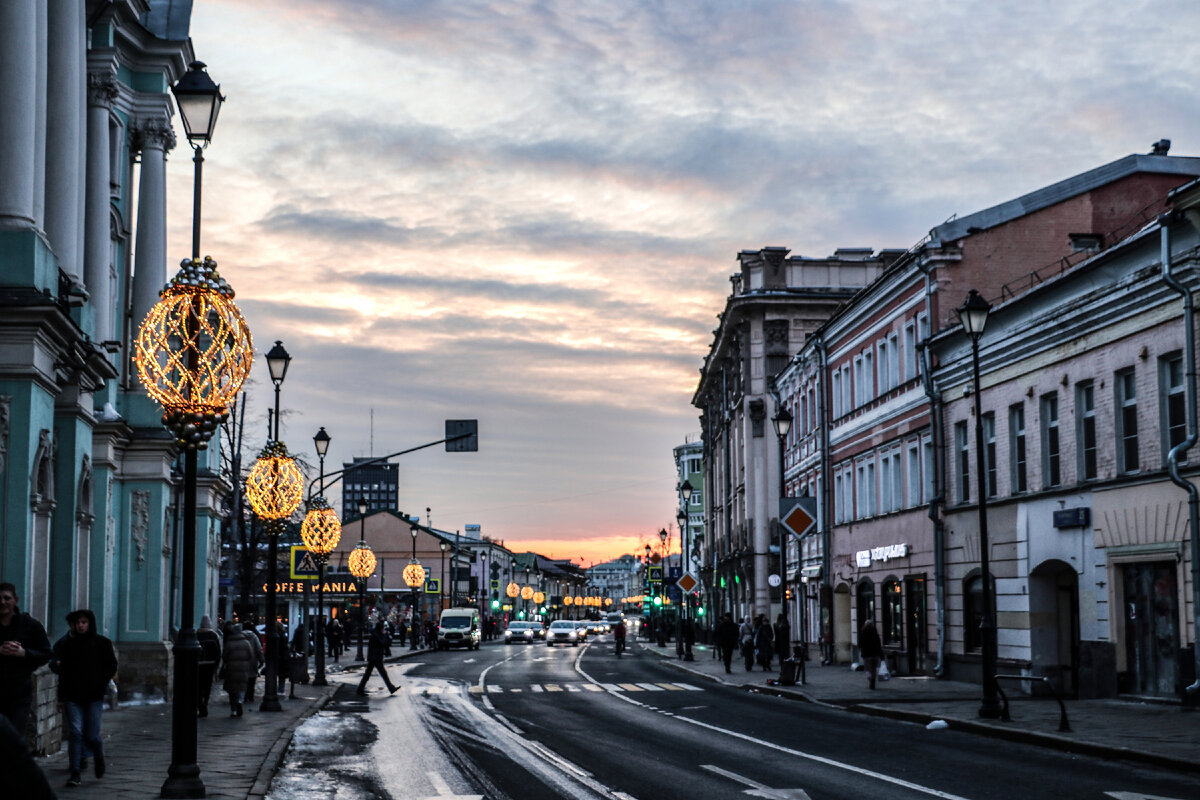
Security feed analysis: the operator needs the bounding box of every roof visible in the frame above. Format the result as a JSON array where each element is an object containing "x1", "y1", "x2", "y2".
[
  {"x1": 141, "y1": 0, "x2": 192, "y2": 40},
  {"x1": 931, "y1": 153, "x2": 1200, "y2": 243}
]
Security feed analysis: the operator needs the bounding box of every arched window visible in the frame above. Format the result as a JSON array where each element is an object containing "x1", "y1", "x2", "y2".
[
  {"x1": 963, "y1": 573, "x2": 995, "y2": 652},
  {"x1": 882, "y1": 579, "x2": 903, "y2": 646},
  {"x1": 856, "y1": 579, "x2": 875, "y2": 629}
]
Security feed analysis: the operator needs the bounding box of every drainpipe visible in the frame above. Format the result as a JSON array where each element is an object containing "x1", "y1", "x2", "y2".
[
  {"x1": 1159, "y1": 213, "x2": 1200, "y2": 695},
  {"x1": 814, "y1": 336, "x2": 833, "y2": 664},
  {"x1": 918, "y1": 265, "x2": 948, "y2": 677}
]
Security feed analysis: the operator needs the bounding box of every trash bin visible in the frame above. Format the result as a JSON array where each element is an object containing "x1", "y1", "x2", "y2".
[{"x1": 779, "y1": 657, "x2": 798, "y2": 686}]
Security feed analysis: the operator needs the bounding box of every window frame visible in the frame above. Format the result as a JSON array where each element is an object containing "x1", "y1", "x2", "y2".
[
  {"x1": 1116, "y1": 368, "x2": 1139, "y2": 474},
  {"x1": 1040, "y1": 393, "x2": 1061, "y2": 488},
  {"x1": 1076, "y1": 380, "x2": 1097, "y2": 481},
  {"x1": 1009, "y1": 404, "x2": 1027, "y2": 494}
]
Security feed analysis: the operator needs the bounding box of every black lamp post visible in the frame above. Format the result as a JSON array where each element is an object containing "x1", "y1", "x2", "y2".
[
  {"x1": 772, "y1": 404, "x2": 792, "y2": 610},
  {"x1": 644, "y1": 543, "x2": 652, "y2": 632},
  {"x1": 312, "y1": 427, "x2": 331, "y2": 686},
  {"x1": 354, "y1": 499, "x2": 369, "y2": 661},
  {"x1": 679, "y1": 479, "x2": 694, "y2": 657},
  {"x1": 259, "y1": 341, "x2": 291, "y2": 714},
  {"x1": 440, "y1": 541, "x2": 448, "y2": 613},
  {"x1": 480, "y1": 551, "x2": 488, "y2": 623},
  {"x1": 958, "y1": 289, "x2": 1001, "y2": 720},
  {"x1": 524, "y1": 567, "x2": 531, "y2": 619},
  {"x1": 410, "y1": 520, "x2": 420, "y2": 650},
  {"x1": 157, "y1": 60, "x2": 226, "y2": 800}
]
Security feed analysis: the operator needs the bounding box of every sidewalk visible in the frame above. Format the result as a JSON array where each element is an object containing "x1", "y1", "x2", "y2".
[{"x1": 637, "y1": 638, "x2": 1200, "y2": 774}]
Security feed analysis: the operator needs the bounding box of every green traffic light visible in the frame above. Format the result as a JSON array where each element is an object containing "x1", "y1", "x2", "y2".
[
  {"x1": 697, "y1": 607, "x2": 706, "y2": 616},
  {"x1": 653, "y1": 596, "x2": 662, "y2": 607},
  {"x1": 491, "y1": 599, "x2": 500, "y2": 609}
]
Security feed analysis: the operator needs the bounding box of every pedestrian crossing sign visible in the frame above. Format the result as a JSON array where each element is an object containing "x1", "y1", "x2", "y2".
[
  {"x1": 290, "y1": 546, "x2": 319, "y2": 580},
  {"x1": 425, "y1": 577, "x2": 440, "y2": 594}
]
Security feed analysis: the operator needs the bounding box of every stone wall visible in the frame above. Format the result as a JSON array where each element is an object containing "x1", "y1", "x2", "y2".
[
  {"x1": 116, "y1": 641, "x2": 172, "y2": 700},
  {"x1": 28, "y1": 666, "x2": 60, "y2": 756}
]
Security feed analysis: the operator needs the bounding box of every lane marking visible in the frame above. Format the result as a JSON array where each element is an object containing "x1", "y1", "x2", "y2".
[
  {"x1": 702, "y1": 764, "x2": 812, "y2": 800},
  {"x1": 635, "y1": 683, "x2": 665, "y2": 691},
  {"x1": 530, "y1": 685, "x2": 544, "y2": 693}
]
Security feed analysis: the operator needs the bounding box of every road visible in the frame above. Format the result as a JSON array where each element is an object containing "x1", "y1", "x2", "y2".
[{"x1": 268, "y1": 633, "x2": 1200, "y2": 800}]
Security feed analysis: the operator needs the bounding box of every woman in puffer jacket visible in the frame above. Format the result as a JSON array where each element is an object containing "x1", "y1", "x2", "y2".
[{"x1": 221, "y1": 621, "x2": 255, "y2": 717}]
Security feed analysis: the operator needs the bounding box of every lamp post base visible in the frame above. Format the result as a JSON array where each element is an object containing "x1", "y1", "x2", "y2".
[{"x1": 161, "y1": 764, "x2": 205, "y2": 799}]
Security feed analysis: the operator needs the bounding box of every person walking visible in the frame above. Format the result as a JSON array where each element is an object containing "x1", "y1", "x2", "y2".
[
  {"x1": 773, "y1": 614, "x2": 791, "y2": 665},
  {"x1": 715, "y1": 613, "x2": 739, "y2": 674},
  {"x1": 859, "y1": 620, "x2": 884, "y2": 690},
  {"x1": 222, "y1": 621, "x2": 256, "y2": 716},
  {"x1": 754, "y1": 614, "x2": 774, "y2": 672},
  {"x1": 196, "y1": 616, "x2": 222, "y2": 718},
  {"x1": 288, "y1": 619, "x2": 310, "y2": 696},
  {"x1": 356, "y1": 620, "x2": 399, "y2": 696},
  {"x1": 327, "y1": 616, "x2": 344, "y2": 661},
  {"x1": 50, "y1": 609, "x2": 117, "y2": 787},
  {"x1": 241, "y1": 621, "x2": 263, "y2": 705},
  {"x1": 738, "y1": 616, "x2": 755, "y2": 671},
  {"x1": 0, "y1": 582, "x2": 52, "y2": 737},
  {"x1": 274, "y1": 621, "x2": 290, "y2": 695}
]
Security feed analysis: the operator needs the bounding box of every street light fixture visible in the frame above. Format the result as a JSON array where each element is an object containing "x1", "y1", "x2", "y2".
[
  {"x1": 348, "y1": 537, "x2": 375, "y2": 663},
  {"x1": 409, "y1": 519, "x2": 421, "y2": 650},
  {"x1": 772, "y1": 404, "x2": 792, "y2": 621},
  {"x1": 657, "y1": 528, "x2": 668, "y2": 647},
  {"x1": 440, "y1": 541, "x2": 448, "y2": 612},
  {"x1": 300, "y1": 495, "x2": 339, "y2": 687},
  {"x1": 353, "y1": 500, "x2": 369, "y2": 660},
  {"x1": 957, "y1": 289, "x2": 1001, "y2": 720}
]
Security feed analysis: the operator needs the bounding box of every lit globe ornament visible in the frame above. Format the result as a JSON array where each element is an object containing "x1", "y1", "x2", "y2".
[
  {"x1": 520, "y1": 586, "x2": 534, "y2": 600},
  {"x1": 403, "y1": 561, "x2": 426, "y2": 588},
  {"x1": 300, "y1": 497, "x2": 341, "y2": 558},
  {"x1": 133, "y1": 256, "x2": 253, "y2": 449},
  {"x1": 348, "y1": 541, "x2": 376, "y2": 580},
  {"x1": 506, "y1": 582, "x2": 520, "y2": 599},
  {"x1": 574, "y1": 596, "x2": 584, "y2": 606},
  {"x1": 534, "y1": 592, "x2": 545, "y2": 605},
  {"x1": 563, "y1": 595, "x2": 573, "y2": 606},
  {"x1": 245, "y1": 441, "x2": 304, "y2": 534}
]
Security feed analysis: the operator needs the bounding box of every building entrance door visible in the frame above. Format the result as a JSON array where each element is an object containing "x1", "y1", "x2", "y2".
[
  {"x1": 1122, "y1": 561, "x2": 1179, "y2": 697},
  {"x1": 905, "y1": 576, "x2": 926, "y2": 674}
]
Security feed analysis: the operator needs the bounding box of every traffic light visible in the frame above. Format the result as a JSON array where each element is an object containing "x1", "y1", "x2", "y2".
[
  {"x1": 652, "y1": 596, "x2": 663, "y2": 607},
  {"x1": 491, "y1": 599, "x2": 500, "y2": 610},
  {"x1": 696, "y1": 606, "x2": 706, "y2": 617}
]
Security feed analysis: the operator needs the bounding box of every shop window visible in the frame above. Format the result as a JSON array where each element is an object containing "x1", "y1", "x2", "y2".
[
  {"x1": 856, "y1": 579, "x2": 875, "y2": 630},
  {"x1": 882, "y1": 579, "x2": 903, "y2": 646},
  {"x1": 963, "y1": 573, "x2": 994, "y2": 652}
]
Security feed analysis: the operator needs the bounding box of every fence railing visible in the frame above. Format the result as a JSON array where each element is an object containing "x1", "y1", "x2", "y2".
[{"x1": 993, "y1": 674, "x2": 1071, "y2": 732}]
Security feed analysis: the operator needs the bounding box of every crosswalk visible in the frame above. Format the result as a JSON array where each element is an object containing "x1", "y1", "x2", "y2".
[{"x1": 466, "y1": 681, "x2": 704, "y2": 695}]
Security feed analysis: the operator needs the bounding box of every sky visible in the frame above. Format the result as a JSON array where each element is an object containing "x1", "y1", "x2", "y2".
[{"x1": 171, "y1": 0, "x2": 1200, "y2": 566}]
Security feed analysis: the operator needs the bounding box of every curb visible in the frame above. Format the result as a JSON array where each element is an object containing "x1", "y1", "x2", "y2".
[
  {"x1": 637, "y1": 642, "x2": 1200, "y2": 777},
  {"x1": 248, "y1": 684, "x2": 338, "y2": 800}
]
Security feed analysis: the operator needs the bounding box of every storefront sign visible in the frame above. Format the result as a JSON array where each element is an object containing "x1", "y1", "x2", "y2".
[
  {"x1": 262, "y1": 580, "x2": 356, "y2": 595},
  {"x1": 1053, "y1": 507, "x2": 1090, "y2": 528},
  {"x1": 854, "y1": 543, "x2": 909, "y2": 568}
]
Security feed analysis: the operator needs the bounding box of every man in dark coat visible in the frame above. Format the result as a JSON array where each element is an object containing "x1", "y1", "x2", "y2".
[
  {"x1": 859, "y1": 620, "x2": 884, "y2": 690},
  {"x1": 356, "y1": 620, "x2": 399, "y2": 696},
  {"x1": 50, "y1": 609, "x2": 117, "y2": 786},
  {"x1": 0, "y1": 582, "x2": 52, "y2": 738},
  {"x1": 196, "y1": 616, "x2": 222, "y2": 718},
  {"x1": 714, "y1": 613, "x2": 740, "y2": 674}
]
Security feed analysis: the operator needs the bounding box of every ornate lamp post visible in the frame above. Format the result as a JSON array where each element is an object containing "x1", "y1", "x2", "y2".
[
  {"x1": 479, "y1": 551, "x2": 488, "y2": 622},
  {"x1": 676, "y1": 508, "x2": 689, "y2": 660},
  {"x1": 409, "y1": 519, "x2": 421, "y2": 650},
  {"x1": 958, "y1": 289, "x2": 1001, "y2": 720},
  {"x1": 301, "y1": 494, "x2": 339, "y2": 687},
  {"x1": 137, "y1": 61, "x2": 244, "y2": 799},
  {"x1": 348, "y1": 539, "x2": 376, "y2": 663},
  {"x1": 403, "y1": 556, "x2": 427, "y2": 647},
  {"x1": 353, "y1": 499, "x2": 369, "y2": 660},
  {"x1": 657, "y1": 529, "x2": 669, "y2": 647}
]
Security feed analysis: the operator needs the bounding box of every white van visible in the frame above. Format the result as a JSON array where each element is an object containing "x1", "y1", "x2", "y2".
[{"x1": 437, "y1": 607, "x2": 481, "y2": 650}]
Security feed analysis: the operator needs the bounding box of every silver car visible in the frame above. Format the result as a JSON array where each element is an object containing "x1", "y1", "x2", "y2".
[
  {"x1": 546, "y1": 619, "x2": 580, "y2": 647},
  {"x1": 504, "y1": 621, "x2": 539, "y2": 645}
]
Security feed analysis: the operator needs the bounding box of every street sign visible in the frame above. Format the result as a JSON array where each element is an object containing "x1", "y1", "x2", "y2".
[
  {"x1": 290, "y1": 546, "x2": 319, "y2": 580},
  {"x1": 780, "y1": 497, "x2": 817, "y2": 538},
  {"x1": 425, "y1": 577, "x2": 441, "y2": 594},
  {"x1": 445, "y1": 419, "x2": 478, "y2": 452},
  {"x1": 648, "y1": 566, "x2": 662, "y2": 583},
  {"x1": 676, "y1": 572, "x2": 698, "y2": 593}
]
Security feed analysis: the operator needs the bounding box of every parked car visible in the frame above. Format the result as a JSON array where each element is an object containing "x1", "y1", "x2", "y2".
[
  {"x1": 546, "y1": 619, "x2": 580, "y2": 647},
  {"x1": 504, "y1": 621, "x2": 540, "y2": 644}
]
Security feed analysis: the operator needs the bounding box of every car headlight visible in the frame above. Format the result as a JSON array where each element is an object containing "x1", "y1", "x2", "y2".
[
  {"x1": 568, "y1": 631, "x2": 577, "y2": 639},
  {"x1": 504, "y1": 631, "x2": 512, "y2": 639}
]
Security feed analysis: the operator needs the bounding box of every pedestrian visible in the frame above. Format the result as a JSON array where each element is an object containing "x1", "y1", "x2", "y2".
[
  {"x1": 241, "y1": 621, "x2": 263, "y2": 705},
  {"x1": 289, "y1": 619, "x2": 309, "y2": 693},
  {"x1": 424, "y1": 618, "x2": 436, "y2": 650},
  {"x1": 738, "y1": 616, "x2": 755, "y2": 671},
  {"x1": 356, "y1": 620, "x2": 399, "y2": 696},
  {"x1": 222, "y1": 621, "x2": 256, "y2": 717},
  {"x1": 0, "y1": 714, "x2": 56, "y2": 800},
  {"x1": 773, "y1": 614, "x2": 791, "y2": 664},
  {"x1": 859, "y1": 620, "x2": 884, "y2": 690},
  {"x1": 0, "y1": 581, "x2": 52, "y2": 737},
  {"x1": 196, "y1": 615, "x2": 222, "y2": 718},
  {"x1": 49, "y1": 609, "x2": 117, "y2": 787},
  {"x1": 397, "y1": 612, "x2": 408, "y2": 647},
  {"x1": 715, "y1": 613, "x2": 739, "y2": 674},
  {"x1": 327, "y1": 616, "x2": 344, "y2": 661},
  {"x1": 754, "y1": 614, "x2": 774, "y2": 672},
  {"x1": 274, "y1": 621, "x2": 290, "y2": 695}
]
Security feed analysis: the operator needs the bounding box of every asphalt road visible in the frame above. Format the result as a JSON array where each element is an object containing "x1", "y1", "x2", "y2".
[{"x1": 270, "y1": 635, "x2": 1200, "y2": 800}]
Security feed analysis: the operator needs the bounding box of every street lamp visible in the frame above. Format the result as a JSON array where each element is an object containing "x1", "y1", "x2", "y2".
[
  {"x1": 657, "y1": 528, "x2": 668, "y2": 647},
  {"x1": 676, "y1": 507, "x2": 689, "y2": 660},
  {"x1": 772, "y1": 404, "x2": 792, "y2": 619},
  {"x1": 300, "y1": 495, "x2": 339, "y2": 687},
  {"x1": 409, "y1": 519, "x2": 420, "y2": 650},
  {"x1": 958, "y1": 289, "x2": 1001, "y2": 720},
  {"x1": 353, "y1": 499, "x2": 369, "y2": 660},
  {"x1": 348, "y1": 538, "x2": 375, "y2": 664}
]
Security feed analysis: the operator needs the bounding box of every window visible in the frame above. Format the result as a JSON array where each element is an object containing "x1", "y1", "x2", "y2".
[
  {"x1": 888, "y1": 331, "x2": 899, "y2": 389},
  {"x1": 1009, "y1": 404, "x2": 1026, "y2": 493},
  {"x1": 1041, "y1": 394, "x2": 1060, "y2": 487},
  {"x1": 879, "y1": 448, "x2": 901, "y2": 513},
  {"x1": 841, "y1": 365, "x2": 852, "y2": 415},
  {"x1": 882, "y1": 579, "x2": 903, "y2": 646},
  {"x1": 857, "y1": 579, "x2": 876, "y2": 629},
  {"x1": 1116, "y1": 369, "x2": 1138, "y2": 473},
  {"x1": 853, "y1": 356, "x2": 863, "y2": 407},
  {"x1": 922, "y1": 436, "x2": 935, "y2": 503},
  {"x1": 1076, "y1": 381, "x2": 1097, "y2": 481},
  {"x1": 831, "y1": 370, "x2": 842, "y2": 418},
  {"x1": 962, "y1": 574, "x2": 992, "y2": 652},
  {"x1": 834, "y1": 466, "x2": 852, "y2": 524},
  {"x1": 982, "y1": 412, "x2": 997, "y2": 497},
  {"x1": 807, "y1": 388, "x2": 816, "y2": 433},
  {"x1": 906, "y1": 441, "x2": 922, "y2": 508},
  {"x1": 863, "y1": 349, "x2": 874, "y2": 401},
  {"x1": 855, "y1": 458, "x2": 876, "y2": 518},
  {"x1": 1162, "y1": 354, "x2": 1186, "y2": 463},
  {"x1": 877, "y1": 338, "x2": 890, "y2": 392},
  {"x1": 903, "y1": 321, "x2": 918, "y2": 382},
  {"x1": 955, "y1": 421, "x2": 970, "y2": 502}
]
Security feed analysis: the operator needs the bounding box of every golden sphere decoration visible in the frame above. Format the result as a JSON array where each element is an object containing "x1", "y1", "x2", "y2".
[
  {"x1": 534, "y1": 591, "x2": 545, "y2": 604},
  {"x1": 573, "y1": 595, "x2": 584, "y2": 606},
  {"x1": 133, "y1": 256, "x2": 253, "y2": 450},
  {"x1": 300, "y1": 497, "x2": 341, "y2": 557},
  {"x1": 506, "y1": 582, "x2": 520, "y2": 598},
  {"x1": 402, "y1": 560, "x2": 426, "y2": 588},
  {"x1": 563, "y1": 595, "x2": 573, "y2": 606},
  {"x1": 604, "y1": 598, "x2": 613, "y2": 607},
  {"x1": 245, "y1": 441, "x2": 304, "y2": 528},
  {"x1": 520, "y1": 586, "x2": 533, "y2": 600},
  {"x1": 348, "y1": 541, "x2": 376, "y2": 579}
]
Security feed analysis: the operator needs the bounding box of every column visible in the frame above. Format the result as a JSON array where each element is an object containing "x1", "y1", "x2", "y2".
[
  {"x1": 131, "y1": 118, "x2": 175, "y2": 327},
  {"x1": 45, "y1": 0, "x2": 86, "y2": 280},
  {"x1": 0, "y1": 1, "x2": 38, "y2": 226},
  {"x1": 84, "y1": 71, "x2": 117, "y2": 343}
]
